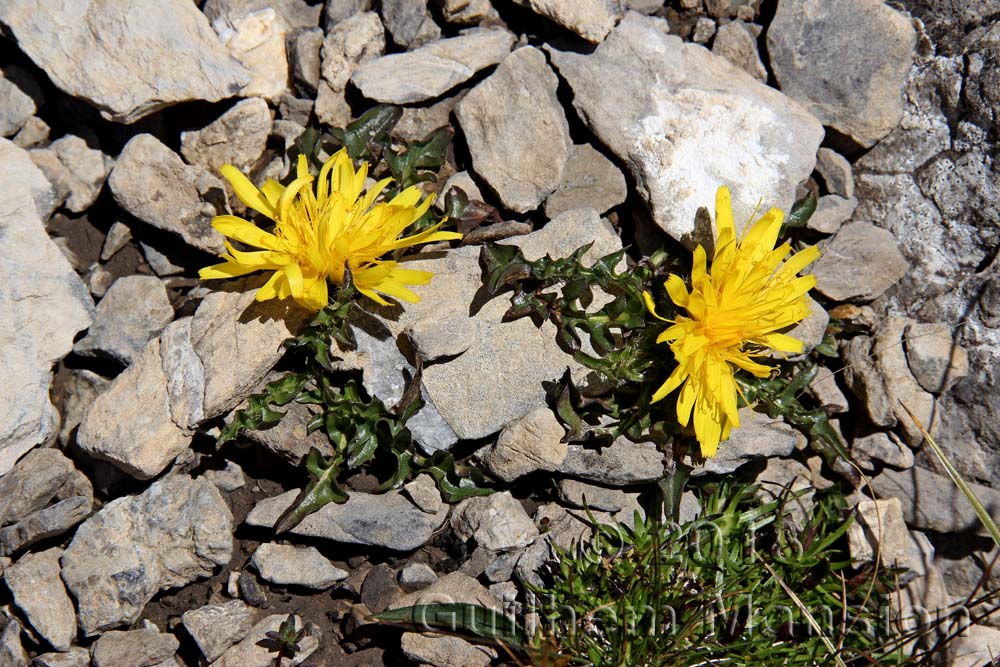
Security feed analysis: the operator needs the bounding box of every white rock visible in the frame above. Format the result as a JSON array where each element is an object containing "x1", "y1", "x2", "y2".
[
  {"x1": 0, "y1": 139, "x2": 92, "y2": 476},
  {"x1": 245, "y1": 486, "x2": 447, "y2": 551},
  {"x1": 74, "y1": 275, "x2": 174, "y2": 366},
  {"x1": 214, "y1": 8, "x2": 291, "y2": 101},
  {"x1": 481, "y1": 408, "x2": 567, "y2": 482},
  {"x1": 77, "y1": 280, "x2": 308, "y2": 479},
  {"x1": 50, "y1": 134, "x2": 114, "y2": 213},
  {"x1": 4, "y1": 548, "x2": 76, "y2": 651},
  {"x1": 457, "y1": 46, "x2": 570, "y2": 212},
  {"x1": 548, "y1": 13, "x2": 823, "y2": 248},
  {"x1": 181, "y1": 600, "x2": 257, "y2": 663},
  {"x1": 210, "y1": 615, "x2": 317, "y2": 667},
  {"x1": 511, "y1": 0, "x2": 624, "y2": 42},
  {"x1": 181, "y1": 98, "x2": 272, "y2": 172},
  {"x1": 0, "y1": 0, "x2": 250, "y2": 123},
  {"x1": 316, "y1": 12, "x2": 386, "y2": 127},
  {"x1": 61, "y1": 475, "x2": 233, "y2": 635},
  {"x1": 250, "y1": 543, "x2": 348, "y2": 589},
  {"x1": 352, "y1": 28, "x2": 515, "y2": 104},
  {"x1": 451, "y1": 491, "x2": 539, "y2": 552},
  {"x1": 109, "y1": 134, "x2": 227, "y2": 254}
]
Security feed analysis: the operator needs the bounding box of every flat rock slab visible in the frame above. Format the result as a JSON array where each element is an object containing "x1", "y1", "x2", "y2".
[
  {"x1": 767, "y1": 0, "x2": 916, "y2": 147},
  {"x1": 872, "y1": 466, "x2": 1000, "y2": 535},
  {"x1": 548, "y1": 13, "x2": 823, "y2": 248},
  {"x1": 457, "y1": 46, "x2": 570, "y2": 213},
  {"x1": 812, "y1": 221, "x2": 909, "y2": 302},
  {"x1": 182, "y1": 601, "x2": 257, "y2": 663},
  {"x1": 0, "y1": 0, "x2": 249, "y2": 123},
  {"x1": 74, "y1": 275, "x2": 174, "y2": 365},
  {"x1": 61, "y1": 475, "x2": 233, "y2": 635},
  {"x1": 77, "y1": 280, "x2": 308, "y2": 479},
  {"x1": 511, "y1": 0, "x2": 624, "y2": 42},
  {"x1": 352, "y1": 28, "x2": 515, "y2": 104},
  {"x1": 0, "y1": 139, "x2": 92, "y2": 476},
  {"x1": 210, "y1": 614, "x2": 317, "y2": 667},
  {"x1": 5, "y1": 548, "x2": 76, "y2": 651},
  {"x1": 245, "y1": 481, "x2": 446, "y2": 552},
  {"x1": 250, "y1": 543, "x2": 348, "y2": 589},
  {"x1": 109, "y1": 134, "x2": 227, "y2": 254},
  {"x1": 91, "y1": 628, "x2": 179, "y2": 667}
]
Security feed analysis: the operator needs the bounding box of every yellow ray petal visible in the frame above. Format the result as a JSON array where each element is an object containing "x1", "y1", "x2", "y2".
[{"x1": 221, "y1": 165, "x2": 276, "y2": 219}]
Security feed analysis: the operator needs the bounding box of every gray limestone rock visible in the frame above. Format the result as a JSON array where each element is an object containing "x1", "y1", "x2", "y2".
[
  {"x1": 316, "y1": 12, "x2": 386, "y2": 127},
  {"x1": 288, "y1": 27, "x2": 324, "y2": 95},
  {"x1": 181, "y1": 600, "x2": 257, "y2": 663},
  {"x1": 0, "y1": 141, "x2": 92, "y2": 476},
  {"x1": 202, "y1": 0, "x2": 322, "y2": 31},
  {"x1": 49, "y1": 135, "x2": 114, "y2": 213},
  {"x1": 100, "y1": 222, "x2": 132, "y2": 261},
  {"x1": 871, "y1": 466, "x2": 1000, "y2": 535},
  {"x1": 91, "y1": 628, "x2": 179, "y2": 667},
  {"x1": 401, "y1": 633, "x2": 495, "y2": 667},
  {"x1": 250, "y1": 543, "x2": 348, "y2": 589},
  {"x1": 210, "y1": 614, "x2": 317, "y2": 667},
  {"x1": 0, "y1": 448, "x2": 77, "y2": 528},
  {"x1": 398, "y1": 563, "x2": 437, "y2": 592},
  {"x1": 559, "y1": 479, "x2": 641, "y2": 513},
  {"x1": 109, "y1": 134, "x2": 227, "y2": 254},
  {"x1": 12, "y1": 116, "x2": 49, "y2": 149},
  {"x1": 692, "y1": 17, "x2": 717, "y2": 44},
  {"x1": 510, "y1": 0, "x2": 624, "y2": 42},
  {"x1": 0, "y1": 0, "x2": 249, "y2": 123},
  {"x1": 549, "y1": 13, "x2": 822, "y2": 248},
  {"x1": 245, "y1": 485, "x2": 446, "y2": 551},
  {"x1": 806, "y1": 194, "x2": 857, "y2": 235},
  {"x1": 903, "y1": 322, "x2": 968, "y2": 394},
  {"x1": 0, "y1": 496, "x2": 92, "y2": 556},
  {"x1": 381, "y1": 0, "x2": 441, "y2": 48},
  {"x1": 766, "y1": 0, "x2": 915, "y2": 147},
  {"x1": 0, "y1": 619, "x2": 27, "y2": 667},
  {"x1": 0, "y1": 73, "x2": 36, "y2": 138},
  {"x1": 812, "y1": 221, "x2": 909, "y2": 302},
  {"x1": 61, "y1": 476, "x2": 233, "y2": 635},
  {"x1": 4, "y1": 548, "x2": 75, "y2": 651},
  {"x1": 390, "y1": 572, "x2": 500, "y2": 667},
  {"x1": 693, "y1": 409, "x2": 803, "y2": 475},
  {"x1": 545, "y1": 143, "x2": 628, "y2": 218},
  {"x1": 180, "y1": 98, "x2": 272, "y2": 172},
  {"x1": 451, "y1": 492, "x2": 539, "y2": 552},
  {"x1": 352, "y1": 28, "x2": 515, "y2": 105},
  {"x1": 201, "y1": 461, "x2": 247, "y2": 492},
  {"x1": 32, "y1": 647, "x2": 90, "y2": 667},
  {"x1": 77, "y1": 280, "x2": 308, "y2": 479},
  {"x1": 439, "y1": 0, "x2": 500, "y2": 24},
  {"x1": 872, "y1": 317, "x2": 938, "y2": 446},
  {"x1": 480, "y1": 408, "x2": 567, "y2": 482},
  {"x1": 408, "y1": 211, "x2": 618, "y2": 439},
  {"x1": 559, "y1": 440, "x2": 665, "y2": 485},
  {"x1": 213, "y1": 7, "x2": 292, "y2": 101},
  {"x1": 815, "y1": 147, "x2": 854, "y2": 198},
  {"x1": 852, "y1": 432, "x2": 914, "y2": 471},
  {"x1": 74, "y1": 276, "x2": 174, "y2": 366},
  {"x1": 456, "y1": 46, "x2": 569, "y2": 212},
  {"x1": 59, "y1": 369, "x2": 111, "y2": 447},
  {"x1": 394, "y1": 90, "x2": 465, "y2": 142},
  {"x1": 712, "y1": 20, "x2": 766, "y2": 81},
  {"x1": 808, "y1": 365, "x2": 849, "y2": 414}
]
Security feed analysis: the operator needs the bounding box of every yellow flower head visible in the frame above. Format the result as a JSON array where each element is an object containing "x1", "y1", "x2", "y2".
[
  {"x1": 644, "y1": 186, "x2": 820, "y2": 458},
  {"x1": 200, "y1": 149, "x2": 461, "y2": 310}
]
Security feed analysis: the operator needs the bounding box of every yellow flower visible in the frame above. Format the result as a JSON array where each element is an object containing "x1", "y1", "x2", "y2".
[
  {"x1": 644, "y1": 186, "x2": 820, "y2": 458},
  {"x1": 200, "y1": 149, "x2": 461, "y2": 310}
]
